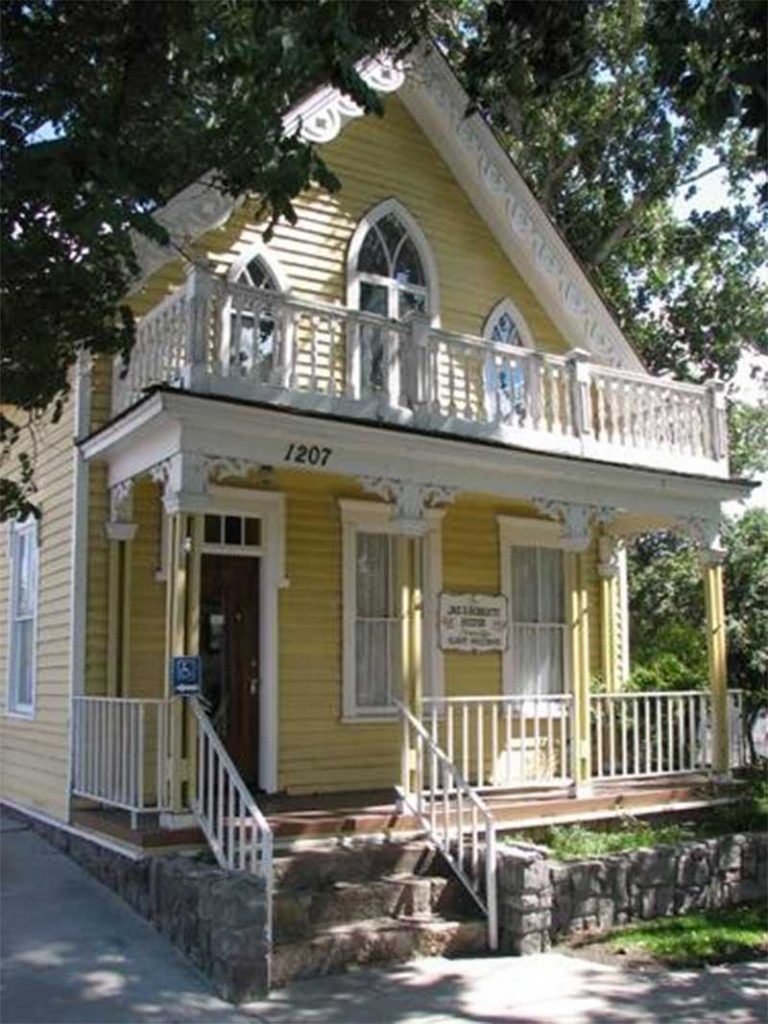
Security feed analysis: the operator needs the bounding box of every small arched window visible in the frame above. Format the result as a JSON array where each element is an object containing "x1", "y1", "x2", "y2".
[
  {"x1": 483, "y1": 299, "x2": 535, "y2": 426},
  {"x1": 228, "y1": 254, "x2": 281, "y2": 380},
  {"x1": 234, "y1": 255, "x2": 278, "y2": 292}
]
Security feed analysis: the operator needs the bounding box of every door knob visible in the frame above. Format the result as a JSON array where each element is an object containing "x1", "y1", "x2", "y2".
[{"x1": 249, "y1": 677, "x2": 259, "y2": 696}]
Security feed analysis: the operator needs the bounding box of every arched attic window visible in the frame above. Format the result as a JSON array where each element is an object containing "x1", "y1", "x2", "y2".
[
  {"x1": 482, "y1": 298, "x2": 535, "y2": 425},
  {"x1": 226, "y1": 249, "x2": 287, "y2": 382},
  {"x1": 347, "y1": 200, "x2": 438, "y2": 397}
]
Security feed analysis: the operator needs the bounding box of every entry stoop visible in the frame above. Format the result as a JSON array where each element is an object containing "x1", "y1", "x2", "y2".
[{"x1": 271, "y1": 840, "x2": 487, "y2": 987}]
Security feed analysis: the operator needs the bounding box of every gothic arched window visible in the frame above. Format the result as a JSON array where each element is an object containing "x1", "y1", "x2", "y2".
[{"x1": 229, "y1": 254, "x2": 281, "y2": 379}]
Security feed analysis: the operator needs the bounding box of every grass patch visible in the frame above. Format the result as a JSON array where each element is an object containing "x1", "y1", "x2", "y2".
[
  {"x1": 607, "y1": 905, "x2": 768, "y2": 966},
  {"x1": 506, "y1": 817, "x2": 695, "y2": 860}
]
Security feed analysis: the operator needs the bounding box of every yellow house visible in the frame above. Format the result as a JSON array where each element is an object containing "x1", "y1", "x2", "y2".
[{"x1": 0, "y1": 44, "x2": 751, "y2": 953}]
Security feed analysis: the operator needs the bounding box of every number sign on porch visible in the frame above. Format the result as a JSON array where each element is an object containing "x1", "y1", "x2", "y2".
[{"x1": 439, "y1": 593, "x2": 508, "y2": 652}]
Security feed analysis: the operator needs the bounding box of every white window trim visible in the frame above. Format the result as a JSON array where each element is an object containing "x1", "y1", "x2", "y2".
[
  {"x1": 497, "y1": 514, "x2": 570, "y2": 703},
  {"x1": 346, "y1": 197, "x2": 441, "y2": 328},
  {"x1": 341, "y1": 499, "x2": 444, "y2": 722},
  {"x1": 483, "y1": 296, "x2": 535, "y2": 350},
  {"x1": 6, "y1": 517, "x2": 40, "y2": 719}
]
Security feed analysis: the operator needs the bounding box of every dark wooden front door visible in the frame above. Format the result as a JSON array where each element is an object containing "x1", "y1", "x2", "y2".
[{"x1": 200, "y1": 554, "x2": 260, "y2": 787}]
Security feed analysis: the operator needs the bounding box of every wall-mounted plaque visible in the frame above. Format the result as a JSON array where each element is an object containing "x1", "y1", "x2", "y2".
[{"x1": 439, "y1": 593, "x2": 508, "y2": 652}]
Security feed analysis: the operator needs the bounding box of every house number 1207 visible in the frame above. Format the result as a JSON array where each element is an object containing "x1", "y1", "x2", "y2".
[{"x1": 284, "y1": 443, "x2": 332, "y2": 467}]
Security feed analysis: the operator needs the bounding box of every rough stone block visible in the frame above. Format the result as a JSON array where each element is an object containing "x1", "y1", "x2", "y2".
[
  {"x1": 677, "y1": 844, "x2": 712, "y2": 887},
  {"x1": 640, "y1": 886, "x2": 675, "y2": 919},
  {"x1": 633, "y1": 849, "x2": 677, "y2": 888},
  {"x1": 569, "y1": 861, "x2": 607, "y2": 899}
]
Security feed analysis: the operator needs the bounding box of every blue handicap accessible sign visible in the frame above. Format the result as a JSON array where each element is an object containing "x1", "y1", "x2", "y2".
[{"x1": 171, "y1": 655, "x2": 202, "y2": 695}]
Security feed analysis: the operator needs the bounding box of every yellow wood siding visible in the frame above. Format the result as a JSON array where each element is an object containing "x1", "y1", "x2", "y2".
[
  {"x1": 127, "y1": 480, "x2": 166, "y2": 699},
  {"x1": 132, "y1": 96, "x2": 570, "y2": 363},
  {"x1": 84, "y1": 464, "x2": 110, "y2": 696},
  {"x1": 0, "y1": 401, "x2": 75, "y2": 821}
]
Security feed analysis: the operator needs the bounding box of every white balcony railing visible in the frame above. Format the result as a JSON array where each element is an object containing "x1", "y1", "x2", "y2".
[{"x1": 114, "y1": 268, "x2": 729, "y2": 475}]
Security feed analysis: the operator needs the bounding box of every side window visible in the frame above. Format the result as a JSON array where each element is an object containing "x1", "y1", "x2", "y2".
[
  {"x1": 353, "y1": 531, "x2": 402, "y2": 713},
  {"x1": 508, "y1": 544, "x2": 566, "y2": 697},
  {"x1": 8, "y1": 518, "x2": 39, "y2": 716}
]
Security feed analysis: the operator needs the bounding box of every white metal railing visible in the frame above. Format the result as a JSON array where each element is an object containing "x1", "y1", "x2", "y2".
[
  {"x1": 71, "y1": 696, "x2": 171, "y2": 823},
  {"x1": 590, "y1": 689, "x2": 747, "y2": 779},
  {"x1": 423, "y1": 694, "x2": 574, "y2": 790},
  {"x1": 190, "y1": 699, "x2": 273, "y2": 915},
  {"x1": 397, "y1": 700, "x2": 498, "y2": 950},
  {"x1": 113, "y1": 269, "x2": 728, "y2": 474}
]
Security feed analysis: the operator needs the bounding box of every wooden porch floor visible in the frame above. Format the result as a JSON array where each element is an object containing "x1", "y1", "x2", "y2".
[{"x1": 71, "y1": 774, "x2": 744, "y2": 854}]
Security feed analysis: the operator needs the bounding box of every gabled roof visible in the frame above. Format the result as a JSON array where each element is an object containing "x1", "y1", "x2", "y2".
[{"x1": 132, "y1": 41, "x2": 644, "y2": 371}]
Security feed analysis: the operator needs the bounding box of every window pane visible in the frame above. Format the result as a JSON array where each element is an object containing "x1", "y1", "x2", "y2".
[
  {"x1": 511, "y1": 624, "x2": 538, "y2": 696},
  {"x1": 15, "y1": 531, "x2": 35, "y2": 617},
  {"x1": 398, "y1": 289, "x2": 426, "y2": 318},
  {"x1": 394, "y1": 237, "x2": 425, "y2": 286},
  {"x1": 538, "y1": 549, "x2": 564, "y2": 623},
  {"x1": 239, "y1": 256, "x2": 276, "y2": 291},
  {"x1": 355, "y1": 621, "x2": 390, "y2": 707},
  {"x1": 13, "y1": 619, "x2": 34, "y2": 708},
  {"x1": 377, "y1": 213, "x2": 405, "y2": 260},
  {"x1": 224, "y1": 516, "x2": 242, "y2": 545},
  {"x1": 356, "y1": 533, "x2": 391, "y2": 617},
  {"x1": 360, "y1": 323, "x2": 387, "y2": 392},
  {"x1": 490, "y1": 311, "x2": 520, "y2": 346},
  {"x1": 540, "y1": 629, "x2": 564, "y2": 694},
  {"x1": 359, "y1": 282, "x2": 388, "y2": 316},
  {"x1": 358, "y1": 228, "x2": 389, "y2": 276},
  {"x1": 205, "y1": 516, "x2": 221, "y2": 544},
  {"x1": 511, "y1": 545, "x2": 538, "y2": 622},
  {"x1": 244, "y1": 518, "x2": 261, "y2": 546}
]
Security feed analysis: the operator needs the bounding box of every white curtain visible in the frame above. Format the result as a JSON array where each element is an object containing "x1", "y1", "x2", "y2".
[
  {"x1": 355, "y1": 533, "x2": 401, "y2": 709},
  {"x1": 510, "y1": 545, "x2": 565, "y2": 696}
]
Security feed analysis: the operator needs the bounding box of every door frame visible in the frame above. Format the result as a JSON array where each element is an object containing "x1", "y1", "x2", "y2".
[{"x1": 199, "y1": 486, "x2": 285, "y2": 793}]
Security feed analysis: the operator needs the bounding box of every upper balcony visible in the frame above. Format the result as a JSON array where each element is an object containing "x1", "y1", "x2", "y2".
[{"x1": 114, "y1": 267, "x2": 730, "y2": 478}]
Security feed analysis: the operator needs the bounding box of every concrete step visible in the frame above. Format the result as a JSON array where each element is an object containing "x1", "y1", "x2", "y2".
[
  {"x1": 272, "y1": 840, "x2": 443, "y2": 890},
  {"x1": 273, "y1": 874, "x2": 474, "y2": 942},
  {"x1": 271, "y1": 915, "x2": 488, "y2": 988}
]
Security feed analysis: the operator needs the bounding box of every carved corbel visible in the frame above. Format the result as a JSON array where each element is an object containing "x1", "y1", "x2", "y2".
[
  {"x1": 678, "y1": 516, "x2": 726, "y2": 567},
  {"x1": 597, "y1": 533, "x2": 625, "y2": 579},
  {"x1": 532, "y1": 497, "x2": 618, "y2": 551},
  {"x1": 357, "y1": 475, "x2": 457, "y2": 534},
  {"x1": 150, "y1": 452, "x2": 209, "y2": 514},
  {"x1": 108, "y1": 477, "x2": 135, "y2": 526}
]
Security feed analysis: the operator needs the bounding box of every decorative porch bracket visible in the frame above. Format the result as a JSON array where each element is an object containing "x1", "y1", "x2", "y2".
[
  {"x1": 531, "y1": 497, "x2": 618, "y2": 551},
  {"x1": 357, "y1": 475, "x2": 458, "y2": 535}
]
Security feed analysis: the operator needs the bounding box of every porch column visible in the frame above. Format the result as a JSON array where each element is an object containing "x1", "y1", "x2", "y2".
[
  {"x1": 700, "y1": 546, "x2": 729, "y2": 777},
  {"x1": 163, "y1": 510, "x2": 204, "y2": 812},
  {"x1": 106, "y1": 482, "x2": 137, "y2": 697},
  {"x1": 597, "y1": 534, "x2": 624, "y2": 693},
  {"x1": 566, "y1": 552, "x2": 592, "y2": 794}
]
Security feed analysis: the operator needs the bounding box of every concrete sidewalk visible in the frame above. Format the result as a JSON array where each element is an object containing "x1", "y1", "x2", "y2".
[{"x1": 1, "y1": 814, "x2": 765, "y2": 1023}]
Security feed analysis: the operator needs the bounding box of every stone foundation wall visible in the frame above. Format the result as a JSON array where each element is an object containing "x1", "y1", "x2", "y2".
[
  {"x1": 4, "y1": 807, "x2": 269, "y2": 1002},
  {"x1": 498, "y1": 831, "x2": 768, "y2": 955}
]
